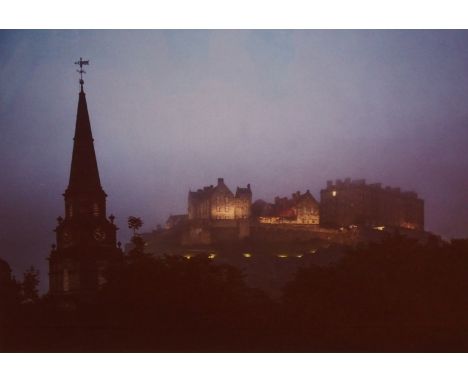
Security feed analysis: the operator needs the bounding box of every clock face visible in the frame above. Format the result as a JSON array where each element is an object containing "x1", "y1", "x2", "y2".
[{"x1": 93, "y1": 227, "x2": 106, "y2": 242}]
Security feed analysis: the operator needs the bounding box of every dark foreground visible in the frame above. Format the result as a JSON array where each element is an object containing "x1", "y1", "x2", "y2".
[{"x1": 2, "y1": 236, "x2": 468, "y2": 352}]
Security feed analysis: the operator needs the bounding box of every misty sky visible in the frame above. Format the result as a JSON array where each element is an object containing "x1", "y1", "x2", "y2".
[{"x1": 2, "y1": 30, "x2": 468, "y2": 286}]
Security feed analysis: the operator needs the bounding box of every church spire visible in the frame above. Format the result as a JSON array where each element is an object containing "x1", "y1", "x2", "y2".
[
  {"x1": 66, "y1": 59, "x2": 104, "y2": 195},
  {"x1": 49, "y1": 61, "x2": 121, "y2": 298}
]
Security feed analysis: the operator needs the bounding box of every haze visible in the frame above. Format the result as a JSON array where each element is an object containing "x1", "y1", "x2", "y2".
[{"x1": 1, "y1": 30, "x2": 468, "y2": 287}]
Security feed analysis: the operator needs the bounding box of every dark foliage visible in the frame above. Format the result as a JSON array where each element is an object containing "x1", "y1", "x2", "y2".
[
  {"x1": 93, "y1": 255, "x2": 274, "y2": 351},
  {"x1": 282, "y1": 235, "x2": 468, "y2": 351},
  {"x1": 21, "y1": 266, "x2": 40, "y2": 303},
  {"x1": 2, "y1": 255, "x2": 274, "y2": 352},
  {"x1": 3, "y1": 236, "x2": 468, "y2": 351}
]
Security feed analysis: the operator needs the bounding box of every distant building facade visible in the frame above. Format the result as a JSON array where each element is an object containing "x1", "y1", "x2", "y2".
[
  {"x1": 181, "y1": 178, "x2": 252, "y2": 245},
  {"x1": 179, "y1": 180, "x2": 324, "y2": 245},
  {"x1": 165, "y1": 214, "x2": 188, "y2": 229},
  {"x1": 320, "y1": 178, "x2": 424, "y2": 230},
  {"x1": 188, "y1": 178, "x2": 252, "y2": 221},
  {"x1": 251, "y1": 190, "x2": 320, "y2": 225}
]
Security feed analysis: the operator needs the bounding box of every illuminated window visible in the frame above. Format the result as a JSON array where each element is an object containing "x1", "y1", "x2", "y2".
[
  {"x1": 93, "y1": 203, "x2": 100, "y2": 217},
  {"x1": 208, "y1": 254, "x2": 216, "y2": 259},
  {"x1": 243, "y1": 253, "x2": 252, "y2": 258},
  {"x1": 183, "y1": 254, "x2": 192, "y2": 259},
  {"x1": 277, "y1": 254, "x2": 288, "y2": 258},
  {"x1": 332, "y1": 190, "x2": 337, "y2": 197}
]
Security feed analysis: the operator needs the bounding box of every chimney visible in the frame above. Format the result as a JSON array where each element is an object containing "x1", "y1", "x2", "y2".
[{"x1": 217, "y1": 178, "x2": 224, "y2": 185}]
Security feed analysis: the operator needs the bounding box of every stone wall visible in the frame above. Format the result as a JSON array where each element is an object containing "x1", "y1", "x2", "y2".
[{"x1": 320, "y1": 178, "x2": 424, "y2": 230}]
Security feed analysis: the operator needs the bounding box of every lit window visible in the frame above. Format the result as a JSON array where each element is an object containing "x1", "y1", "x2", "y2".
[
  {"x1": 93, "y1": 203, "x2": 100, "y2": 217},
  {"x1": 208, "y1": 254, "x2": 216, "y2": 259},
  {"x1": 243, "y1": 253, "x2": 252, "y2": 258},
  {"x1": 332, "y1": 190, "x2": 337, "y2": 197},
  {"x1": 277, "y1": 254, "x2": 288, "y2": 258}
]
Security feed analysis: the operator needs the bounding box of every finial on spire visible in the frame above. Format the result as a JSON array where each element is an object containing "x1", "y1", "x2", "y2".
[{"x1": 74, "y1": 57, "x2": 90, "y2": 92}]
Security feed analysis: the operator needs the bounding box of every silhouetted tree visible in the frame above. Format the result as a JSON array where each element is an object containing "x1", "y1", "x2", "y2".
[
  {"x1": 21, "y1": 266, "x2": 40, "y2": 303},
  {"x1": 8, "y1": 234, "x2": 468, "y2": 352},
  {"x1": 95, "y1": 254, "x2": 274, "y2": 351},
  {"x1": 281, "y1": 235, "x2": 468, "y2": 351},
  {"x1": 127, "y1": 216, "x2": 146, "y2": 256},
  {"x1": 130, "y1": 235, "x2": 146, "y2": 255},
  {"x1": 128, "y1": 216, "x2": 143, "y2": 235}
]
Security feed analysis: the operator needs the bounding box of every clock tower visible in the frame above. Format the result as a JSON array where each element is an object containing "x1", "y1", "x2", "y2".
[{"x1": 48, "y1": 59, "x2": 122, "y2": 297}]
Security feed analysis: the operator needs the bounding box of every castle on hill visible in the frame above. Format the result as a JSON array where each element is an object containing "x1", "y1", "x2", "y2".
[{"x1": 159, "y1": 177, "x2": 425, "y2": 248}]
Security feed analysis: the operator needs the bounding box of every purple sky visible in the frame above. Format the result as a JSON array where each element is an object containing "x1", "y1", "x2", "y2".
[{"x1": 1, "y1": 30, "x2": 468, "y2": 288}]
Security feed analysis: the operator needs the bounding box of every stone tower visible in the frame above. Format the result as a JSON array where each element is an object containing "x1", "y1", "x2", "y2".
[{"x1": 48, "y1": 67, "x2": 122, "y2": 298}]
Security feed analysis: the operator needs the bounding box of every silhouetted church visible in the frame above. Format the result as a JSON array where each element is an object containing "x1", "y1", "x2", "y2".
[{"x1": 48, "y1": 62, "x2": 122, "y2": 298}]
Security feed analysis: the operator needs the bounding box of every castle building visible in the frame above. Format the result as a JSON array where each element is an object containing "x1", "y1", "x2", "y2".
[
  {"x1": 252, "y1": 190, "x2": 320, "y2": 225},
  {"x1": 320, "y1": 178, "x2": 424, "y2": 230},
  {"x1": 181, "y1": 178, "x2": 252, "y2": 245},
  {"x1": 188, "y1": 178, "x2": 252, "y2": 221},
  {"x1": 48, "y1": 65, "x2": 122, "y2": 297},
  {"x1": 145, "y1": 178, "x2": 428, "y2": 254}
]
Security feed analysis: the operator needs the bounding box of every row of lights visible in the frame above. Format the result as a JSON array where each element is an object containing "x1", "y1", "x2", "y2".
[
  {"x1": 183, "y1": 253, "x2": 217, "y2": 260},
  {"x1": 182, "y1": 251, "x2": 316, "y2": 260}
]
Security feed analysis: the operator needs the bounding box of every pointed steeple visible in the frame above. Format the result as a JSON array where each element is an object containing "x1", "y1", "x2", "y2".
[
  {"x1": 66, "y1": 86, "x2": 104, "y2": 195},
  {"x1": 48, "y1": 60, "x2": 122, "y2": 298}
]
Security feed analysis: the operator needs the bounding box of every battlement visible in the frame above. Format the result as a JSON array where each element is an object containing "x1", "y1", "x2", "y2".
[
  {"x1": 325, "y1": 178, "x2": 419, "y2": 199},
  {"x1": 321, "y1": 178, "x2": 424, "y2": 231}
]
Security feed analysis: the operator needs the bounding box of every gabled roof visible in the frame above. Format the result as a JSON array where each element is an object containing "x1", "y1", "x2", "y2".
[
  {"x1": 235, "y1": 184, "x2": 252, "y2": 197},
  {"x1": 292, "y1": 190, "x2": 319, "y2": 205},
  {"x1": 189, "y1": 185, "x2": 215, "y2": 200}
]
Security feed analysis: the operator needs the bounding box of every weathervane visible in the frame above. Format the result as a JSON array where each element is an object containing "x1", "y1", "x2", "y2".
[{"x1": 74, "y1": 57, "x2": 89, "y2": 91}]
